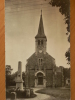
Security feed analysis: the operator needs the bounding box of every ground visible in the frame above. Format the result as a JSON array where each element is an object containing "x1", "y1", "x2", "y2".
[
  {"x1": 6, "y1": 87, "x2": 71, "y2": 100},
  {"x1": 36, "y1": 87, "x2": 71, "y2": 100}
]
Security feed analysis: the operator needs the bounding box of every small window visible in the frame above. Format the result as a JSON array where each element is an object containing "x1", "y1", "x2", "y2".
[
  {"x1": 18, "y1": 75, "x2": 20, "y2": 77},
  {"x1": 38, "y1": 40, "x2": 40, "y2": 45},
  {"x1": 38, "y1": 59, "x2": 40, "y2": 65},
  {"x1": 41, "y1": 59, "x2": 42, "y2": 63},
  {"x1": 41, "y1": 40, "x2": 43, "y2": 45},
  {"x1": 38, "y1": 58, "x2": 43, "y2": 65},
  {"x1": 68, "y1": 80, "x2": 70, "y2": 83}
]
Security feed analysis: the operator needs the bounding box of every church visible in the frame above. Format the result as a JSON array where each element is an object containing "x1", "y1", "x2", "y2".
[{"x1": 25, "y1": 11, "x2": 64, "y2": 88}]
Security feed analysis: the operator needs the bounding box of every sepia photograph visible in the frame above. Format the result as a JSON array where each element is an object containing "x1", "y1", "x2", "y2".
[{"x1": 5, "y1": 0, "x2": 70, "y2": 100}]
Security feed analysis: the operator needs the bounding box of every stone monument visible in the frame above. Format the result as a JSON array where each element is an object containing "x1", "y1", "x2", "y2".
[{"x1": 16, "y1": 61, "x2": 24, "y2": 90}]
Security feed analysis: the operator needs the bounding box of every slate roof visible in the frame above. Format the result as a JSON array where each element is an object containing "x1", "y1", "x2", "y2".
[
  {"x1": 35, "y1": 11, "x2": 47, "y2": 39},
  {"x1": 27, "y1": 52, "x2": 55, "y2": 61},
  {"x1": 26, "y1": 52, "x2": 55, "y2": 69}
]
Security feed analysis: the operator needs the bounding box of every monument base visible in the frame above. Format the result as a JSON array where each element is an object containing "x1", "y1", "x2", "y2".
[{"x1": 16, "y1": 80, "x2": 24, "y2": 90}]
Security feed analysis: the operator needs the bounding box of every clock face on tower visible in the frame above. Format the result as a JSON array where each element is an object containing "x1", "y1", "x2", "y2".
[{"x1": 39, "y1": 50, "x2": 42, "y2": 53}]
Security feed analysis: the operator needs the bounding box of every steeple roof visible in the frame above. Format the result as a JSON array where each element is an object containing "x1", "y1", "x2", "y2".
[{"x1": 35, "y1": 10, "x2": 47, "y2": 39}]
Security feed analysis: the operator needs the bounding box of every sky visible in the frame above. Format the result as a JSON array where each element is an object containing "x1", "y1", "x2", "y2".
[{"x1": 5, "y1": 0, "x2": 70, "y2": 73}]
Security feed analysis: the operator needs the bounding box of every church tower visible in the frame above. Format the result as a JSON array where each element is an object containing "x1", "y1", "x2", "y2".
[{"x1": 35, "y1": 10, "x2": 47, "y2": 55}]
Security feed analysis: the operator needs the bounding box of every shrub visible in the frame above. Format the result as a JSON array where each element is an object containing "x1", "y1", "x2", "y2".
[
  {"x1": 16, "y1": 90, "x2": 26, "y2": 98},
  {"x1": 6, "y1": 91, "x2": 11, "y2": 98}
]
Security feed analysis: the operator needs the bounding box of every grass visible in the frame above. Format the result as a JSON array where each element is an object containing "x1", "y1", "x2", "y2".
[{"x1": 36, "y1": 87, "x2": 71, "y2": 100}]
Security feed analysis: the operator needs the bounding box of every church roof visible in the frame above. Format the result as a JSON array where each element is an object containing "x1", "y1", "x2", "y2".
[
  {"x1": 27, "y1": 52, "x2": 55, "y2": 61},
  {"x1": 35, "y1": 10, "x2": 47, "y2": 39},
  {"x1": 26, "y1": 52, "x2": 55, "y2": 69}
]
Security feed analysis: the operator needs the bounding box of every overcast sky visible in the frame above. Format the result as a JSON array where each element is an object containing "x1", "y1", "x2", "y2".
[{"x1": 5, "y1": 0, "x2": 70, "y2": 73}]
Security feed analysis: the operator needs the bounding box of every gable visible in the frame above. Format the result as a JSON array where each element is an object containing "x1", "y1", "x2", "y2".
[{"x1": 26, "y1": 52, "x2": 56, "y2": 69}]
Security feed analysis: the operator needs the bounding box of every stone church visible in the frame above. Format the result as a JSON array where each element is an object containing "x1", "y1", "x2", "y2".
[{"x1": 25, "y1": 11, "x2": 64, "y2": 88}]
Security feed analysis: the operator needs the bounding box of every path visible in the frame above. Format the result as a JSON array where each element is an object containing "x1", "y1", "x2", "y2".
[
  {"x1": 25, "y1": 88, "x2": 51, "y2": 100},
  {"x1": 18, "y1": 88, "x2": 55, "y2": 100},
  {"x1": 7, "y1": 88, "x2": 55, "y2": 100}
]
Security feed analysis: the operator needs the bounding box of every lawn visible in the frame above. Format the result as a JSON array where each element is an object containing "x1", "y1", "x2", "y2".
[{"x1": 36, "y1": 88, "x2": 71, "y2": 100}]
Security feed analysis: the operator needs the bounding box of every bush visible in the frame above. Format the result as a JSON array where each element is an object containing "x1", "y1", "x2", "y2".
[
  {"x1": 16, "y1": 90, "x2": 26, "y2": 98},
  {"x1": 6, "y1": 91, "x2": 11, "y2": 98},
  {"x1": 30, "y1": 89, "x2": 34, "y2": 96},
  {"x1": 10, "y1": 92, "x2": 16, "y2": 99},
  {"x1": 9, "y1": 88, "x2": 16, "y2": 93},
  {"x1": 6, "y1": 88, "x2": 36, "y2": 99}
]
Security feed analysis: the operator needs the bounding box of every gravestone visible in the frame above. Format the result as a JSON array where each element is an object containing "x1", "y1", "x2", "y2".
[
  {"x1": 16, "y1": 61, "x2": 24, "y2": 90},
  {"x1": 26, "y1": 88, "x2": 30, "y2": 97},
  {"x1": 11, "y1": 92, "x2": 16, "y2": 100}
]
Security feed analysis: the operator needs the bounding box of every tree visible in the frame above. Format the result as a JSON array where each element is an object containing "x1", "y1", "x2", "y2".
[
  {"x1": 10, "y1": 71, "x2": 17, "y2": 86},
  {"x1": 6, "y1": 65, "x2": 13, "y2": 75},
  {"x1": 5, "y1": 65, "x2": 13, "y2": 87},
  {"x1": 65, "y1": 48, "x2": 70, "y2": 64},
  {"x1": 22, "y1": 72, "x2": 26, "y2": 86},
  {"x1": 63, "y1": 67, "x2": 70, "y2": 85},
  {"x1": 49, "y1": 0, "x2": 70, "y2": 64}
]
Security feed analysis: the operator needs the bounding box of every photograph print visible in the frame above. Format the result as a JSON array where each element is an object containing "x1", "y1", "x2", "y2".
[{"x1": 5, "y1": 0, "x2": 70, "y2": 100}]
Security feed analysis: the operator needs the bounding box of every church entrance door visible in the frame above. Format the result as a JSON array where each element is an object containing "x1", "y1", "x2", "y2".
[
  {"x1": 38, "y1": 77, "x2": 43, "y2": 85},
  {"x1": 35, "y1": 71, "x2": 46, "y2": 87},
  {"x1": 37, "y1": 73, "x2": 43, "y2": 85}
]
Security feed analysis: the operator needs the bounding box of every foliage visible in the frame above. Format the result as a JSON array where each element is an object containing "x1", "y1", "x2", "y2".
[
  {"x1": 65, "y1": 48, "x2": 70, "y2": 64},
  {"x1": 6, "y1": 70, "x2": 26, "y2": 87},
  {"x1": 22, "y1": 72, "x2": 25, "y2": 81},
  {"x1": 6, "y1": 88, "x2": 35, "y2": 99},
  {"x1": 50, "y1": 0, "x2": 70, "y2": 32},
  {"x1": 6, "y1": 65, "x2": 13, "y2": 75},
  {"x1": 6, "y1": 74, "x2": 11, "y2": 88},
  {"x1": 63, "y1": 67, "x2": 70, "y2": 85},
  {"x1": 22, "y1": 72, "x2": 26, "y2": 86},
  {"x1": 6, "y1": 65, "x2": 13, "y2": 87},
  {"x1": 49, "y1": 0, "x2": 70, "y2": 64}
]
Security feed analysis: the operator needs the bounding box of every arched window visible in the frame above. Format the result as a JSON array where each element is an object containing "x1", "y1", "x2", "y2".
[
  {"x1": 41, "y1": 59, "x2": 42, "y2": 63},
  {"x1": 38, "y1": 58, "x2": 43, "y2": 65},
  {"x1": 41, "y1": 40, "x2": 43, "y2": 45},
  {"x1": 37, "y1": 73, "x2": 43, "y2": 77},
  {"x1": 38, "y1": 40, "x2": 40, "y2": 45}
]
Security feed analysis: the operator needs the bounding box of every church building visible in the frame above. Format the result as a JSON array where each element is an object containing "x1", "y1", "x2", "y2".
[{"x1": 25, "y1": 11, "x2": 64, "y2": 88}]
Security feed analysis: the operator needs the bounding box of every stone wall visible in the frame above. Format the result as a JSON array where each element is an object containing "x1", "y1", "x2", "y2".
[
  {"x1": 25, "y1": 53, "x2": 63, "y2": 88},
  {"x1": 56, "y1": 72, "x2": 62, "y2": 87},
  {"x1": 28, "y1": 70, "x2": 35, "y2": 87},
  {"x1": 46, "y1": 70, "x2": 53, "y2": 87}
]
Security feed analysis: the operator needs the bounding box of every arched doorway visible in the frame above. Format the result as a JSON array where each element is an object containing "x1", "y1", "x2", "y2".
[
  {"x1": 37, "y1": 73, "x2": 43, "y2": 85},
  {"x1": 35, "y1": 71, "x2": 46, "y2": 88}
]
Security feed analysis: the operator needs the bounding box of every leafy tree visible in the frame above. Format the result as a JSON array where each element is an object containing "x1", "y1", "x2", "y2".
[
  {"x1": 9, "y1": 72, "x2": 18, "y2": 86},
  {"x1": 6, "y1": 65, "x2": 13, "y2": 75},
  {"x1": 22, "y1": 72, "x2": 26, "y2": 86},
  {"x1": 65, "y1": 48, "x2": 70, "y2": 64},
  {"x1": 63, "y1": 67, "x2": 70, "y2": 85},
  {"x1": 6, "y1": 71, "x2": 26, "y2": 87},
  {"x1": 49, "y1": 0, "x2": 70, "y2": 64},
  {"x1": 5, "y1": 65, "x2": 13, "y2": 87}
]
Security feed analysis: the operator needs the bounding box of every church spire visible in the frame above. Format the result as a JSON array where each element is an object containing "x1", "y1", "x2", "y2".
[
  {"x1": 35, "y1": 10, "x2": 47, "y2": 39},
  {"x1": 41, "y1": 9, "x2": 42, "y2": 16}
]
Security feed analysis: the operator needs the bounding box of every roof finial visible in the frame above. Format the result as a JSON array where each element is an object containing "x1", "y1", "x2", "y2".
[{"x1": 41, "y1": 10, "x2": 42, "y2": 16}]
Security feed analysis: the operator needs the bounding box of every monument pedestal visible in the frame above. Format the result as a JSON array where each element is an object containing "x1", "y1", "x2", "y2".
[{"x1": 16, "y1": 80, "x2": 24, "y2": 90}]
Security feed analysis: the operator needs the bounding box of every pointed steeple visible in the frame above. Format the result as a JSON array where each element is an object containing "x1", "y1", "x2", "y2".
[{"x1": 35, "y1": 10, "x2": 47, "y2": 39}]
